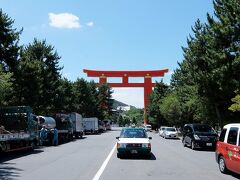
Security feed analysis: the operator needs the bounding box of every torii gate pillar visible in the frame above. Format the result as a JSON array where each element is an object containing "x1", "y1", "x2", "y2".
[{"x1": 83, "y1": 69, "x2": 168, "y2": 125}]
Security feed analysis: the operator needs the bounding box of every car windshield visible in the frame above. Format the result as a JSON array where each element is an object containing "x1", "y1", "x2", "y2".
[
  {"x1": 120, "y1": 128, "x2": 147, "y2": 138},
  {"x1": 146, "y1": 125, "x2": 151, "y2": 128},
  {"x1": 193, "y1": 125, "x2": 214, "y2": 133},
  {"x1": 166, "y1": 128, "x2": 176, "y2": 132}
]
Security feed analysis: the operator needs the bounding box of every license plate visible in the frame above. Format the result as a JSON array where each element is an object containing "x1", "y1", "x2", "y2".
[
  {"x1": 131, "y1": 150, "x2": 138, "y2": 154},
  {"x1": 206, "y1": 143, "x2": 212, "y2": 146}
]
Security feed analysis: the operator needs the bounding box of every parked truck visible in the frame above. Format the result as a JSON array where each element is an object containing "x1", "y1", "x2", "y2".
[
  {"x1": 0, "y1": 106, "x2": 38, "y2": 152},
  {"x1": 53, "y1": 113, "x2": 73, "y2": 143},
  {"x1": 69, "y1": 112, "x2": 84, "y2": 139},
  {"x1": 83, "y1": 117, "x2": 99, "y2": 134}
]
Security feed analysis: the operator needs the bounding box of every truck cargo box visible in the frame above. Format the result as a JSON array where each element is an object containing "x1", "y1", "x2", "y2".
[
  {"x1": 83, "y1": 117, "x2": 99, "y2": 134},
  {"x1": 69, "y1": 112, "x2": 84, "y2": 138}
]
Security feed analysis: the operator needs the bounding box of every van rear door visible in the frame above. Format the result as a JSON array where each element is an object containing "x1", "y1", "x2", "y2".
[
  {"x1": 231, "y1": 128, "x2": 240, "y2": 173},
  {"x1": 225, "y1": 127, "x2": 239, "y2": 173}
]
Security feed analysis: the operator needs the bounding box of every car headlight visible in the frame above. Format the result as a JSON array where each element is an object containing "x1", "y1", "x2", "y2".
[
  {"x1": 194, "y1": 135, "x2": 200, "y2": 140},
  {"x1": 142, "y1": 143, "x2": 151, "y2": 148},
  {"x1": 117, "y1": 143, "x2": 126, "y2": 148}
]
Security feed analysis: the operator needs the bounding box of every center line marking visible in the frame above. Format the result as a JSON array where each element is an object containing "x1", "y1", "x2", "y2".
[{"x1": 93, "y1": 143, "x2": 116, "y2": 180}]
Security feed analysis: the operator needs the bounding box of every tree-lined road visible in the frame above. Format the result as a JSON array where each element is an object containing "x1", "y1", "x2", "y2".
[{"x1": 1, "y1": 128, "x2": 239, "y2": 180}]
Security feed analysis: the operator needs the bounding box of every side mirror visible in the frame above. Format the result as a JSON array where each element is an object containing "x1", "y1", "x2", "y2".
[
  {"x1": 148, "y1": 137, "x2": 152, "y2": 140},
  {"x1": 116, "y1": 137, "x2": 119, "y2": 140}
]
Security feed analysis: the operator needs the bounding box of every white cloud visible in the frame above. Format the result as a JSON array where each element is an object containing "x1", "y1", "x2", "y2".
[
  {"x1": 86, "y1": 21, "x2": 94, "y2": 27},
  {"x1": 112, "y1": 88, "x2": 144, "y2": 108},
  {"x1": 48, "y1": 13, "x2": 81, "y2": 29}
]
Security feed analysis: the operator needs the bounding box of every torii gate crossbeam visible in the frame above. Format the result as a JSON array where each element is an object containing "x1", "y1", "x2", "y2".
[{"x1": 83, "y1": 69, "x2": 168, "y2": 124}]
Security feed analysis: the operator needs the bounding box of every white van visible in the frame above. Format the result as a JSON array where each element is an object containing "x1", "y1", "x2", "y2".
[{"x1": 145, "y1": 124, "x2": 152, "y2": 132}]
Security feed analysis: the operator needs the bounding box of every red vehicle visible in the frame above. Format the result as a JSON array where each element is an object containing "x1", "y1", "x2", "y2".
[{"x1": 216, "y1": 123, "x2": 240, "y2": 174}]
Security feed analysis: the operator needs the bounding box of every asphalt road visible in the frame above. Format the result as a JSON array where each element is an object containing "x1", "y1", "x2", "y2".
[{"x1": 0, "y1": 128, "x2": 239, "y2": 180}]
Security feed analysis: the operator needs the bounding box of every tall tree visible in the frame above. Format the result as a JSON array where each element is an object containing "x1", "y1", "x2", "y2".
[
  {"x1": 147, "y1": 81, "x2": 169, "y2": 127},
  {"x1": 0, "y1": 65, "x2": 12, "y2": 105},
  {"x1": 0, "y1": 9, "x2": 22, "y2": 72},
  {"x1": 13, "y1": 39, "x2": 62, "y2": 115},
  {"x1": 54, "y1": 78, "x2": 74, "y2": 113},
  {"x1": 97, "y1": 83, "x2": 113, "y2": 119},
  {"x1": 171, "y1": 0, "x2": 240, "y2": 127},
  {"x1": 125, "y1": 107, "x2": 144, "y2": 126},
  {"x1": 73, "y1": 78, "x2": 93, "y2": 116}
]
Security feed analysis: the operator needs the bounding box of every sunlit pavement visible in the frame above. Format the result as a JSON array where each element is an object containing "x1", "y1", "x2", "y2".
[{"x1": 1, "y1": 128, "x2": 239, "y2": 180}]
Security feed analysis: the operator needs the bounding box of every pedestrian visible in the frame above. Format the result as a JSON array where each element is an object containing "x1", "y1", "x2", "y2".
[
  {"x1": 53, "y1": 127, "x2": 58, "y2": 146},
  {"x1": 40, "y1": 125, "x2": 47, "y2": 146}
]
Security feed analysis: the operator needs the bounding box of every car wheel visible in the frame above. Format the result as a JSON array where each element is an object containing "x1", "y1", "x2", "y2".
[
  {"x1": 191, "y1": 141, "x2": 195, "y2": 150},
  {"x1": 219, "y1": 156, "x2": 228, "y2": 174}
]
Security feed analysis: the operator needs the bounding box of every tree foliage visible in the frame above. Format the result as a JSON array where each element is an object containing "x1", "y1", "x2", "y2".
[
  {"x1": 0, "y1": 9, "x2": 114, "y2": 119},
  {"x1": 97, "y1": 83, "x2": 114, "y2": 119},
  {"x1": 229, "y1": 93, "x2": 240, "y2": 112},
  {"x1": 125, "y1": 107, "x2": 144, "y2": 126},
  {"x1": 147, "y1": 81, "x2": 169, "y2": 126},
  {"x1": 12, "y1": 39, "x2": 62, "y2": 115},
  {"x1": 147, "y1": 0, "x2": 240, "y2": 128},
  {"x1": 0, "y1": 9, "x2": 22, "y2": 72},
  {"x1": 0, "y1": 65, "x2": 12, "y2": 105}
]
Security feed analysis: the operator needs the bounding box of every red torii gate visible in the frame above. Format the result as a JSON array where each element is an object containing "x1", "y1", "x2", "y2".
[{"x1": 83, "y1": 69, "x2": 168, "y2": 124}]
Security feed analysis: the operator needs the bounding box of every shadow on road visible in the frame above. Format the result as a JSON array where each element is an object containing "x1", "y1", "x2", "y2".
[
  {"x1": 163, "y1": 138, "x2": 181, "y2": 140},
  {"x1": 71, "y1": 136, "x2": 88, "y2": 141},
  {"x1": 0, "y1": 149, "x2": 43, "y2": 163},
  {"x1": 225, "y1": 171, "x2": 240, "y2": 179},
  {"x1": 120, "y1": 152, "x2": 156, "y2": 160},
  {"x1": 193, "y1": 148, "x2": 216, "y2": 152},
  {"x1": 0, "y1": 162, "x2": 23, "y2": 180},
  {"x1": 0, "y1": 150, "x2": 42, "y2": 180}
]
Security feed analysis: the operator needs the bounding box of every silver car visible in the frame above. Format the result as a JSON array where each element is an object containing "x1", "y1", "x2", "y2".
[{"x1": 162, "y1": 127, "x2": 178, "y2": 139}]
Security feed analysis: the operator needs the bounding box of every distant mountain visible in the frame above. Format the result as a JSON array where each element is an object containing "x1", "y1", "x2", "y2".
[{"x1": 112, "y1": 99, "x2": 129, "y2": 109}]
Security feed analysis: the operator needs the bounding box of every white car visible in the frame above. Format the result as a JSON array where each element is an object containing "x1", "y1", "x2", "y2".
[
  {"x1": 144, "y1": 124, "x2": 152, "y2": 132},
  {"x1": 162, "y1": 127, "x2": 178, "y2": 139},
  {"x1": 116, "y1": 127, "x2": 152, "y2": 158},
  {"x1": 159, "y1": 126, "x2": 167, "y2": 137}
]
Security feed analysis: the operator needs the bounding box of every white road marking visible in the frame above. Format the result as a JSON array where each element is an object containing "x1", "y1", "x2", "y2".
[{"x1": 92, "y1": 143, "x2": 116, "y2": 180}]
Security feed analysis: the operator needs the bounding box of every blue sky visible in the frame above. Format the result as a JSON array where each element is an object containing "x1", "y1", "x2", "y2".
[{"x1": 1, "y1": 0, "x2": 214, "y2": 108}]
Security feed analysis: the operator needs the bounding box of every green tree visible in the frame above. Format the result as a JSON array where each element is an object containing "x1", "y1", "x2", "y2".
[
  {"x1": 0, "y1": 9, "x2": 22, "y2": 72},
  {"x1": 117, "y1": 115, "x2": 124, "y2": 127},
  {"x1": 229, "y1": 93, "x2": 240, "y2": 112},
  {"x1": 147, "y1": 81, "x2": 169, "y2": 127},
  {"x1": 125, "y1": 107, "x2": 144, "y2": 126},
  {"x1": 159, "y1": 92, "x2": 181, "y2": 126},
  {"x1": 88, "y1": 81, "x2": 101, "y2": 117},
  {"x1": 0, "y1": 65, "x2": 12, "y2": 105},
  {"x1": 13, "y1": 39, "x2": 62, "y2": 115},
  {"x1": 54, "y1": 78, "x2": 74, "y2": 113},
  {"x1": 73, "y1": 78, "x2": 94, "y2": 117},
  {"x1": 97, "y1": 83, "x2": 113, "y2": 119},
  {"x1": 171, "y1": 0, "x2": 240, "y2": 127}
]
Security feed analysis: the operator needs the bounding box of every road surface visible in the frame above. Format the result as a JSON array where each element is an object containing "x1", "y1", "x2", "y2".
[{"x1": 0, "y1": 128, "x2": 239, "y2": 180}]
